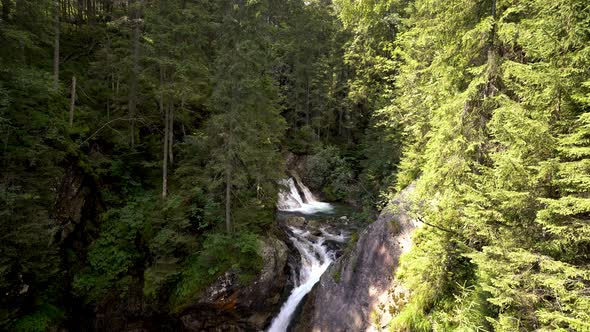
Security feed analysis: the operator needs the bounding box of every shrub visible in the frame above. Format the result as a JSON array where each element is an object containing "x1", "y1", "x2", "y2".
[
  {"x1": 13, "y1": 304, "x2": 64, "y2": 332},
  {"x1": 171, "y1": 232, "x2": 263, "y2": 311},
  {"x1": 306, "y1": 145, "x2": 356, "y2": 201}
]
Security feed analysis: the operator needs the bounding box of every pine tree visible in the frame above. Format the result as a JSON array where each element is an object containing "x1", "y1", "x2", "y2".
[
  {"x1": 205, "y1": 0, "x2": 286, "y2": 233},
  {"x1": 389, "y1": 0, "x2": 590, "y2": 330}
]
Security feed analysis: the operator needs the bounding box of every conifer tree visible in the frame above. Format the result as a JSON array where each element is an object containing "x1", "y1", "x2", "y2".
[
  {"x1": 206, "y1": 0, "x2": 286, "y2": 233},
  {"x1": 389, "y1": 0, "x2": 590, "y2": 330}
]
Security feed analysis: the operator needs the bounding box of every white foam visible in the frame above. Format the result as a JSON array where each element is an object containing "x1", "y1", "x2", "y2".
[
  {"x1": 278, "y1": 178, "x2": 335, "y2": 214},
  {"x1": 267, "y1": 228, "x2": 333, "y2": 332}
]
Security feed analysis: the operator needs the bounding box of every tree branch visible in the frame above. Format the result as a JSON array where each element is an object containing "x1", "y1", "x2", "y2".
[{"x1": 417, "y1": 216, "x2": 457, "y2": 235}]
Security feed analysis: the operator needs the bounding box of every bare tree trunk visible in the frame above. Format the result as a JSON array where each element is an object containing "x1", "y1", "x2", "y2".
[
  {"x1": 225, "y1": 164, "x2": 232, "y2": 233},
  {"x1": 128, "y1": 0, "x2": 142, "y2": 148},
  {"x1": 225, "y1": 122, "x2": 232, "y2": 234},
  {"x1": 162, "y1": 98, "x2": 169, "y2": 199},
  {"x1": 53, "y1": 0, "x2": 60, "y2": 91},
  {"x1": 168, "y1": 102, "x2": 174, "y2": 165},
  {"x1": 338, "y1": 106, "x2": 343, "y2": 136},
  {"x1": 69, "y1": 76, "x2": 76, "y2": 126},
  {"x1": 305, "y1": 77, "x2": 310, "y2": 126},
  {"x1": 180, "y1": 94, "x2": 186, "y2": 138},
  {"x1": 485, "y1": 0, "x2": 498, "y2": 97},
  {"x1": 475, "y1": 0, "x2": 498, "y2": 165}
]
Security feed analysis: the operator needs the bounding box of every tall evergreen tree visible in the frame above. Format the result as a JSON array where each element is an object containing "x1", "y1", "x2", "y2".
[
  {"x1": 206, "y1": 0, "x2": 286, "y2": 233},
  {"x1": 388, "y1": 0, "x2": 590, "y2": 330}
]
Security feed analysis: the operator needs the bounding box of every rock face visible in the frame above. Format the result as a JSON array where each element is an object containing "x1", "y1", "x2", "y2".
[
  {"x1": 54, "y1": 161, "x2": 102, "y2": 246},
  {"x1": 292, "y1": 185, "x2": 420, "y2": 332},
  {"x1": 180, "y1": 236, "x2": 289, "y2": 331}
]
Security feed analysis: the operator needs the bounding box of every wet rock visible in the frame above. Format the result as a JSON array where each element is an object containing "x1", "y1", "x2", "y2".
[
  {"x1": 180, "y1": 236, "x2": 289, "y2": 331},
  {"x1": 286, "y1": 216, "x2": 306, "y2": 228},
  {"x1": 292, "y1": 184, "x2": 420, "y2": 332},
  {"x1": 307, "y1": 219, "x2": 321, "y2": 229}
]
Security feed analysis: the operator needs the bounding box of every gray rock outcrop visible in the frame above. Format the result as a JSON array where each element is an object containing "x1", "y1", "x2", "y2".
[
  {"x1": 180, "y1": 236, "x2": 289, "y2": 331},
  {"x1": 292, "y1": 185, "x2": 420, "y2": 332}
]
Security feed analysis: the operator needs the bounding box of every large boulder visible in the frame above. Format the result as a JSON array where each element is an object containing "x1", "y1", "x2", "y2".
[
  {"x1": 180, "y1": 236, "x2": 289, "y2": 331},
  {"x1": 292, "y1": 185, "x2": 420, "y2": 332}
]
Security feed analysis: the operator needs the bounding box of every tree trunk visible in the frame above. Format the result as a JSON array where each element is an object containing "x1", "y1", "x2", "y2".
[
  {"x1": 485, "y1": 0, "x2": 498, "y2": 97},
  {"x1": 180, "y1": 95, "x2": 186, "y2": 138},
  {"x1": 225, "y1": 121, "x2": 233, "y2": 234},
  {"x1": 53, "y1": 0, "x2": 60, "y2": 91},
  {"x1": 305, "y1": 77, "x2": 310, "y2": 126},
  {"x1": 1, "y1": 0, "x2": 11, "y2": 21},
  {"x1": 69, "y1": 76, "x2": 76, "y2": 126},
  {"x1": 162, "y1": 99, "x2": 169, "y2": 199},
  {"x1": 488, "y1": 0, "x2": 497, "y2": 50},
  {"x1": 77, "y1": 0, "x2": 83, "y2": 22},
  {"x1": 338, "y1": 106, "x2": 343, "y2": 136},
  {"x1": 168, "y1": 102, "x2": 174, "y2": 165},
  {"x1": 86, "y1": 0, "x2": 95, "y2": 25},
  {"x1": 225, "y1": 164, "x2": 232, "y2": 233},
  {"x1": 128, "y1": 0, "x2": 142, "y2": 148}
]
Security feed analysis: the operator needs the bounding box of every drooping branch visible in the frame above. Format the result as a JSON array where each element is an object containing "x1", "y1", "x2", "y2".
[
  {"x1": 78, "y1": 117, "x2": 150, "y2": 147},
  {"x1": 417, "y1": 216, "x2": 457, "y2": 235}
]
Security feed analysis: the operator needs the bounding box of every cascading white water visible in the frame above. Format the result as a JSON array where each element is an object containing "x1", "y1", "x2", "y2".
[
  {"x1": 293, "y1": 176, "x2": 318, "y2": 203},
  {"x1": 278, "y1": 177, "x2": 334, "y2": 214},
  {"x1": 319, "y1": 228, "x2": 347, "y2": 243},
  {"x1": 278, "y1": 178, "x2": 305, "y2": 210},
  {"x1": 269, "y1": 177, "x2": 341, "y2": 331},
  {"x1": 267, "y1": 227, "x2": 334, "y2": 332}
]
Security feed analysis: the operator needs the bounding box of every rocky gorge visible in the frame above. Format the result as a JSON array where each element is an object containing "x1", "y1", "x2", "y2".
[
  {"x1": 175, "y1": 178, "x2": 420, "y2": 331},
  {"x1": 49, "y1": 156, "x2": 417, "y2": 331}
]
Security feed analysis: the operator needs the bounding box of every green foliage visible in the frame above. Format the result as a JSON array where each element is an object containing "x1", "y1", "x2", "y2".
[
  {"x1": 0, "y1": 32, "x2": 69, "y2": 326},
  {"x1": 73, "y1": 195, "x2": 151, "y2": 301},
  {"x1": 306, "y1": 145, "x2": 357, "y2": 201},
  {"x1": 12, "y1": 304, "x2": 64, "y2": 332},
  {"x1": 14, "y1": 0, "x2": 590, "y2": 330},
  {"x1": 2, "y1": 0, "x2": 395, "y2": 328},
  {"x1": 172, "y1": 232, "x2": 263, "y2": 311},
  {"x1": 386, "y1": 0, "x2": 590, "y2": 330},
  {"x1": 203, "y1": 1, "x2": 287, "y2": 231}
]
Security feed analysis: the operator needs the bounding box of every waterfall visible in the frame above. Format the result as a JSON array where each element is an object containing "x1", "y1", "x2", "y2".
[
  {"x1": 278, "y1": 177, "x2": 334, "y2": 214},
  {"x1": 293, "y1": 175, "x2": 317, "y2": 203},
  {"x1": 270, "y1": 177, "x2": 342, "y2": 331},
  {"x1": 278, "y1": 178, "x2": 305, "y2": 210},
  {"x1": 267, "y1": 227, "x2": 334, "y2": 332}
]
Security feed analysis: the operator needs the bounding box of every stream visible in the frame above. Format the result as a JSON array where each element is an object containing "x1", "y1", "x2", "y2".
[{"x1": 268, "y1": 177, "x2": 349, "y2": 332}]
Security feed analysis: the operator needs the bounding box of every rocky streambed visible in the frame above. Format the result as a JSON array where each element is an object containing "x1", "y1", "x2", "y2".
[{"x1": 178, "y1": 179, "x2": 359, "y2": 332}]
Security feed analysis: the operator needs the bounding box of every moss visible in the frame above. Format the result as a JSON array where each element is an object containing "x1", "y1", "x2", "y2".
[
  {"x1": 389, "y1": 218, "x2": 402, "y2": 234},
  {"x1": 333, "y1": 269, "x2": 341, "y2": 283},
  {"x1": 345, "y1": 231, "x2": 359, "y2": 254}
]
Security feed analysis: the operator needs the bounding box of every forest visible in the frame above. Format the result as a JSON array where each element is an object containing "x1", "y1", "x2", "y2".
[{"x1": 0, "y1": 0, "x2": 589, "y2": 331}]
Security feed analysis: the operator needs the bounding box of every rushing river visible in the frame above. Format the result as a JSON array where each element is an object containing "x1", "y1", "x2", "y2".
[{"x1": 268, "y1": 177, "x2": 346, "y2": 332}]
